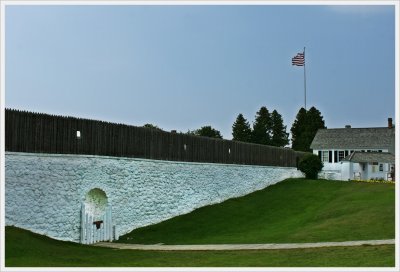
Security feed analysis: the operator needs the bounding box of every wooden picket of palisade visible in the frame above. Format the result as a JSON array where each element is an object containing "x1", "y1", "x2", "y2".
[{"x1": 5, "y1": 108, "x2": 306, "y2": 167}]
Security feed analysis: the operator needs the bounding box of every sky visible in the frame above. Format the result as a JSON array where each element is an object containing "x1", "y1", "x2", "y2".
[{"x1": 4, "y1": 3, "x2": 396, "y2": 141}]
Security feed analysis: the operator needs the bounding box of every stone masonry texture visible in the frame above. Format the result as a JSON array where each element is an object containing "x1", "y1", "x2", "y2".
[{"x1": 5, "y1": 152, "x2": 303, "y2": 242}]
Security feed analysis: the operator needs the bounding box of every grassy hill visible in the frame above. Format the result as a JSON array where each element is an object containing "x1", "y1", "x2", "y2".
[
  {"x1": 5, "y1": 178, "x2": 395, "y2": 267},
  {"x1": 118, "y1": 178, "x2": 395, "y2": 244}
]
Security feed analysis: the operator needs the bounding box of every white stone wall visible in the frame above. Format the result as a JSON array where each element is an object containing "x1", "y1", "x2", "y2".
[{"x1": 5, "y1": 152, "x2": 303, "y2": 243}]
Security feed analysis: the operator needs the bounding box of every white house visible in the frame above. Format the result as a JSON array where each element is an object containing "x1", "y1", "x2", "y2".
[{"x1": 310, "y1": 118, "x2": 395, "y2": 181}]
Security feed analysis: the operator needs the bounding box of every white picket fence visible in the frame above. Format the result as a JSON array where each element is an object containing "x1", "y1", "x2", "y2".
[{"x1": 80, "y1": 203, "x2": 114, "y2": 244}]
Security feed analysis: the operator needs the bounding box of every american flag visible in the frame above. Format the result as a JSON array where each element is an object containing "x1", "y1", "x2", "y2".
[{"x1": 292, "y1": 52, "x2": 305, "y2": 66}]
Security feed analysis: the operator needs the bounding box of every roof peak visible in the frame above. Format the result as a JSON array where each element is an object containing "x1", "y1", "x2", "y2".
[{"x1": 311, "y1": 127, "x2": 395, "y2": 150}]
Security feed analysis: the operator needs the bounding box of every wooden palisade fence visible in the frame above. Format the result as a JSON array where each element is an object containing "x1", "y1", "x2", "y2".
[{"x1": 5, "y1": 109, "x2": 306, "y2": 167}]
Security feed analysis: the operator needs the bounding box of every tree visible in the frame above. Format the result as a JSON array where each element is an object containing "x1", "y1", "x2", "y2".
[
  {"x1": 290, "y1": 108, "x2": 308, "y2": 151},
  {"x1": 307, "y1": 106, "x2": 326, "y2": 139},
  {"x1": 298, "y1": 154, "x2": 323, "y2": 179},
  {"x1": 270, "y1": 110, "x2": 289, "y2": 147},
  {"x1": 187, "y1": 126, "x2": 223, "y2": 139},
  {"x1": 251, "y1": 106, "x2": 272, "y2": 145},
  {"x1": 143, "y1": 123, "x2": 163, "y2": 131},
  {"x1": 232, "y1": 114, "x2": 252, "y2": 142},
  {"x1": 290, "y1": 107, "x2": 326, "y2": 152}
]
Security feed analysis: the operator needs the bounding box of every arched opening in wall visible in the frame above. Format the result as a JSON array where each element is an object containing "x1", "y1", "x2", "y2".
[
  {"x1": 81, "y1": 188, "x2": 114, "y2": 244},
  {"x1": 84, "y1": 188, "x2": 108, "y2": 221}
]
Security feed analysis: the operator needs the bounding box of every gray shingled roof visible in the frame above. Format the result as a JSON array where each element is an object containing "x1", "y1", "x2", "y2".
[
  {"x1": 343, "y1": 151, "x2": 395, "y2": 163},
  {"x1": 310, "y1": 127, "x2": 395, "y2": 150}
]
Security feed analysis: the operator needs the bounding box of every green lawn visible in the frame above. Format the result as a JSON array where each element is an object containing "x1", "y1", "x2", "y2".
[
  {"x1": 119, "y1": 178, "x2": 395, "y2": 244},
  {"x1": 5, "y1": 178, "x2": 396, "y2": 267},
  {"x1": 5, "y1": 226, "x2": 395, "y2": 267}
]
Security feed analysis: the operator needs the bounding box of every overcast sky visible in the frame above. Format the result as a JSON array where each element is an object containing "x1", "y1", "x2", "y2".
[{"x1": 4, "y1": 3, "x2": 396, "y2": 140}]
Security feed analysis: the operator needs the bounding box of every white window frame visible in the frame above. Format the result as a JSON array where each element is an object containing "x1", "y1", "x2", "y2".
[{"x1": 321, "y1": 151, "x2": 329, "y2": 162}]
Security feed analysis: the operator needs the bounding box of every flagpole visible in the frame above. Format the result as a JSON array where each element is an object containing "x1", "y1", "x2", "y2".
[
  {"x1": 291, "y1": 48, "x2": 307, "y2": 109},
  {"x1": 303, "y1": 47, "x2": 307, "y2": 110}
]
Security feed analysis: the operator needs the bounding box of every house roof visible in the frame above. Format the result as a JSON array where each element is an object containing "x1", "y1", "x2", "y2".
[
  {"x1": 310, "y1": 127, "x2": 395, "y2": 150},
  {"x1": 343, "y1": 151, "x2": 395, "y2": 164}
]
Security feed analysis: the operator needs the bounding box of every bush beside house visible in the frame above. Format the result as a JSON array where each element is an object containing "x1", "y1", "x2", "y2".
[{"x1": 298, "y1": 154, "x2": 323, "y2": 179}]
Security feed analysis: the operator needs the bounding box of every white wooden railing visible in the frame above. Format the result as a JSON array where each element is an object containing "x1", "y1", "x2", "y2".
[{"x1": 353, "y1": 172, "x2": 361, "y2": 180}]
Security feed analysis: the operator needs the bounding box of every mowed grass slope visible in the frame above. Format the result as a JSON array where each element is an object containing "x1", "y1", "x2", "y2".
[
  {"x1": 5, "y1": 178, "x2": 395, "y2": 267},
  {"x1": 118, "y1": 178, "x2": 395, "y2": 244},
  {"x1": 5, "y1": 227, "x2": 395, "y2": 267}
]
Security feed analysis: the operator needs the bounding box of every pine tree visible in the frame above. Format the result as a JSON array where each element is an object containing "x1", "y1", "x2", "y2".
[
  {"x1": 232, "y1": 114, "x2": 252, "y2": 142},
  {"x1": 291, "y1": 108, "x2": 309, "y2": 151},
  {"x1": 307, "y1": 106, "x2": 326, "y2": 137},
  {"x1": 251, "y1": 106, "x2": 272, "y2": 145},
  {"x1": 270, "y1": 110, "x2": 289, "y2": 147},
  {"x1": 290, "y1": 107, "x2": 326, "y2": 152}
]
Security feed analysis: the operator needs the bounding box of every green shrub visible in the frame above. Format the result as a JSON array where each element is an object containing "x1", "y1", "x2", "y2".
[{"x1": 298, "y1": 154, "x2": 323, "y2": 179}]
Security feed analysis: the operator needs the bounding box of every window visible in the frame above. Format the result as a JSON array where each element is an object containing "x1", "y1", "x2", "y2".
[
  {"x1": 321, "y1": 151, "x2": 329, "y2": 162},
  {"x1": 379, "y1": 164, "x2": 383, "y2": 172},
  {"x1": 338, "y1": 151, "x2": 345, "y2": 161},
  {"x1": 76, "y1": 131, "x2": 81, "y2": 139}
]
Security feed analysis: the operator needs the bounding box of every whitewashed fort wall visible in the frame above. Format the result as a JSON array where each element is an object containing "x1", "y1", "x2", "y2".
[{"x1": 5, "y1": 152, "x2": 303, "y2": 243}]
